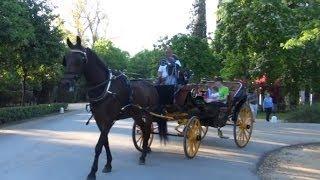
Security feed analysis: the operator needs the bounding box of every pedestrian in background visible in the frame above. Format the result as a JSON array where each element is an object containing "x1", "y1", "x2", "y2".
[{"x1": 263, "y1": 92, "x2": 273, "y2": 122}]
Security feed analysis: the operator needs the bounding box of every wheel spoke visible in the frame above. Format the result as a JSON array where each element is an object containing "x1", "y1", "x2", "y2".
[
  {"x1": 239, "y1": 130, "x2": 243, "y2": 141},
  {"x1": 136, "y1": 136, "x2": 142, "y2": 143},
  {"x1": 139, "y1": 136, "x2": 143, "y2": 147},
  {"x1": 243, "y1": 130, "x2": 249, "y2": 141}
]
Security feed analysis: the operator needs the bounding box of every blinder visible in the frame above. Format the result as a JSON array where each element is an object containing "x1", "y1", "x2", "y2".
[
  {"x1": 62, "y1": 49, "x2": 88, "y2": 67},
  {"x1": 70, "y1": 49, "x2": 88, "y2": 64}
]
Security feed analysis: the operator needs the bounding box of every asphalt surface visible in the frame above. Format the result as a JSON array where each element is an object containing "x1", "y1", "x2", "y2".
[{"x1": 1, "y1": 103, "x2": 320, "y2": 180}]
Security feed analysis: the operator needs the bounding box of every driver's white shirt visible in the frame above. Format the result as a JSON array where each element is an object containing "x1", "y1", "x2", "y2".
[{"x1": 158, "y1": 60, "x2": 181, "y2": 78}]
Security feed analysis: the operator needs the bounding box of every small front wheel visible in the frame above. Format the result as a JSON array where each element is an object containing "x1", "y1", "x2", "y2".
[
  {"x1": 132, "y1": 120, "x2": 154, "y2": 152},
  {"x1": 183, "y1": 116, "x2": 202, "y2": 159}
]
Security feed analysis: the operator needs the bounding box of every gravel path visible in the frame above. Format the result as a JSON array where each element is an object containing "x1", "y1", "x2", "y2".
[{"x1": 258, "y1": 143, "x2": 320, "y2": 180}]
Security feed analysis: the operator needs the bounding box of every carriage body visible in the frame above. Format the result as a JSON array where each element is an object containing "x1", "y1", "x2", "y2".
[{"x1": 132, "y1": 80, "x2": 254, "y2": 158}]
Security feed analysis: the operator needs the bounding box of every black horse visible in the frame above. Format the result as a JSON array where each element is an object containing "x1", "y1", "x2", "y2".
[{"x1": 61, "y1": 36, "x2": 166, "y2": 180}]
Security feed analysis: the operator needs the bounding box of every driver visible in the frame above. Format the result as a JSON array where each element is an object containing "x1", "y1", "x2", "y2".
[{"x1": 157, "y1": 48, "x2": 181, "y2": 85}]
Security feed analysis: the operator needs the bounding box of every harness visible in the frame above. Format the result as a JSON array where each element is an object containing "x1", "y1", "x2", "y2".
[{"x1": 68, "y1": 48, "x2": 132, "y2": 125}]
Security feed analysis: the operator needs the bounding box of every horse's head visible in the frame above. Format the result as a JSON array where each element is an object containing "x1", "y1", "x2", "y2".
[{"x1": 61, "y1": 36, "x2": 88, "y2": 92}]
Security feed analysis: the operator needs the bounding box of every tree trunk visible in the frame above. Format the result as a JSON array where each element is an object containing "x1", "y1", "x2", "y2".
[
  {"x1": 21, "y1": 73, "x2": 27, "y2": 106},
  {"x1": 305, "y1": 85, "x2": 310, "y2": 104}
]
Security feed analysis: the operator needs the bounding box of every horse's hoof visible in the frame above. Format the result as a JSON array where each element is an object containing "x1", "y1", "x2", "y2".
[
  {"x1": 146, "y1": 147, "x2": 152, "y2": 153},
  {"x1": 139, "y1": 158, "x2": 145, "y2": 165},
  {"x1": 87, "y1": 174, "x2": 96, "y2": 180},
  {"x1": 102, "y1": 166, "x2": 112, "y2": 173}
]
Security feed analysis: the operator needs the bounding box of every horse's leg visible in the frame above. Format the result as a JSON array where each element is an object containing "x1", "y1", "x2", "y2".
[
  {"x1": 138, "y1": 114, "x2": 153, "y2": 165},
  {"x1": 131, "y1": 114, "x2": 147, "y2": 165},
  {"x1": 87, "y1": 125, "x2": 110, "y2": 180},
  {"x1": 102, "y1": 123, "x2": 113, "y2": 173}
]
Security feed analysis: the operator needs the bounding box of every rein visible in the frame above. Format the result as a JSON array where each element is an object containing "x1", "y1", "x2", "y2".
[
  {"x1": 67, "y1": 48, "x2": 131, "y2": 125},
  {"x1": 88, "y1": 70, "x2": 117, "y2": 103}
]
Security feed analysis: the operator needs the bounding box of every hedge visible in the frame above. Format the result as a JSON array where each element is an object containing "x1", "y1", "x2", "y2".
[
  {"x1": 0, "y1": 103, "x2": 68, "y2": 124},
  {"x1": 285, "y1": 103, "x2": 320, "y2": 123}
]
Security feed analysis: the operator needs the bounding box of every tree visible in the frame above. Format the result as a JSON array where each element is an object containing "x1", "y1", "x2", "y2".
[
  {"x1": 169, "y1": 34, "x2": 219, "y2": 81},
  {"x1": 214, "y1": 0, "x2": 293, "y2": 81},
  {"x1": 93, "y1": 39, "x2": 129, "y2": 71},
  {"x1": 127, "y1": 49, "x2": 163, "y2": 79},
  {"x1": 153, "y1": 34, "x2": 219, "y2": 81},
  {"x1": 214, "y1": 0, "x2": 320, "y2": 105},
  {"x1": 71, "y1": 0, "x2": 108, "y2": 46},
  {"x1": 188, "y1": 0, "x2": 207, "y2": 39},
  {"x1": 281, "y1": 0, "x2": 320, "y2": 101},
  {"x1": 0, "y1": 0, "x2": 34, "y2": 67},
  {"x1": 0, "y1": 0, "x2": 65, "y2": 105}
]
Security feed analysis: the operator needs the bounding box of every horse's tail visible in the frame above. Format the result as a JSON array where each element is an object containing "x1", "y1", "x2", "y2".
[{"x1": 156, "y1": 117, "x2": 168, "y2": 143}]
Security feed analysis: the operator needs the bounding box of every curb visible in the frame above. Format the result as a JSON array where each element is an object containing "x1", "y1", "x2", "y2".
[
  {"x1": 256, "y1": 141, "x2": 320, "y2": 175},
  {"x1": 0, "y1": 109, "x2": 83, "y2": 129}
]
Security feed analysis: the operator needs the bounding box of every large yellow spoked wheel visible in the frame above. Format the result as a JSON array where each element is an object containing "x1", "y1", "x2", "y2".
[
  {"x1": 132, "y1": 120, "x2": 155, "y2": 152},
  {"x1": 183, "y1": 116, "x2": 202, "y2": 159},
  {"x1": 233, "y1": 104, "x2": 254, "y2": 148}
]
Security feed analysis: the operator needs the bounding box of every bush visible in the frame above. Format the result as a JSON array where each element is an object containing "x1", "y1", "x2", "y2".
[
  {"x1": 286, "y1": 103, "x2": 320, "y2": 123},
  {"x1": 0, "y1": 103, "x2": 68, "y2": 124}
]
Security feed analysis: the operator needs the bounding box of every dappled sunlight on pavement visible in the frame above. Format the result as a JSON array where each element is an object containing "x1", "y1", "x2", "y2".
[{"x1": 0, "y1": 106, "x2": 320, "y2": 180}]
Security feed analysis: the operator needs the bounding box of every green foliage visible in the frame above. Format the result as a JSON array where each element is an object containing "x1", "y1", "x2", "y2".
[
  {"x1": 215, "y1": 0, "x2": 292, "y2": 81},
  {"x1": 127, "y1": 49, "x2": 162, "y2": 79},
  {"x1": 0, "y1": 0, "x2": 34, "y2": 56},
  {"x1": 161, "y1": 34, "x2": 220, "y2": 81},
  {"x1": 0, "y1": 0, "x2": 65, "y2": 105},
  {"x1": 0, "y1": 103, "x2": 68, "y2": 123},
  {"x1": 281, "y1": 1, "x2": 320, "y2": 93},
  {"x1": 286, "y1": 103, "x2": 320, "y2": 123},
  {"x1": 215, "y1": 0, "x2": 320, "y2": 98},
  {"x1": 93, "y1": 39, "x2": 129, "y2": 70},
  {"x1": 188, "y1": 0, "x2": 207, "y2": 39}
]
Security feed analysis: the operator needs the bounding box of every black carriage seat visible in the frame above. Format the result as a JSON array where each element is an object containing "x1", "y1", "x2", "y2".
[{"x1": 224, "y1": 82, "x2": 245, "y2": 113}]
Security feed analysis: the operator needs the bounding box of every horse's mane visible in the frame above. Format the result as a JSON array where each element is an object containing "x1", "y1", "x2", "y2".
[{"x1": 86, "y1": 48, "x2": 109, "y2": 73}]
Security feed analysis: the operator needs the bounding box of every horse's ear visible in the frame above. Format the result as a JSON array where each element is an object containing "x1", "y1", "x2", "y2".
[
  {"x1": 67, "y1": 38, "x2": 73, "y2": 48},
  {"x1": 76, "y1": 36, "x2": 81, "y2": 46}
]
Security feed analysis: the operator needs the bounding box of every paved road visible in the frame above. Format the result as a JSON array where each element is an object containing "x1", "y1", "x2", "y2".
[{"x1": 1, "y1": 103, "x2": 320, "y2": 180}]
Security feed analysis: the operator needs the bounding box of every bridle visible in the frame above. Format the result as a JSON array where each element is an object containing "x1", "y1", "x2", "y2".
[
  {"x1": 70, "y1": 48, "x2": 88, "y2": 64},
  {"x1": 65, "y1": 48, "x2": 130, "y2": 103},
  {"x1": 63, "y1": 48, "x2": 88, "y2": 77}
]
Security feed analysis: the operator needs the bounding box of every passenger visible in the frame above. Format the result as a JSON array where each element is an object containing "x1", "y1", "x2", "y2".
[
  {"x1": 204, "y1": 77, "x2": 230, "y2": 138},
  {"x1": 205, "y1": 77, "x2": 229, "y2": 105}
]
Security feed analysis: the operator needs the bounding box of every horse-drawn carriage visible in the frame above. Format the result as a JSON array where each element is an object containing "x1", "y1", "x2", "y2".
[
  {"x1": 62, "y1": 36, "x2": 254, "y2": 179},
  {"x1": 132, "y1": 80, "x2": 254, "y2": 158}
]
